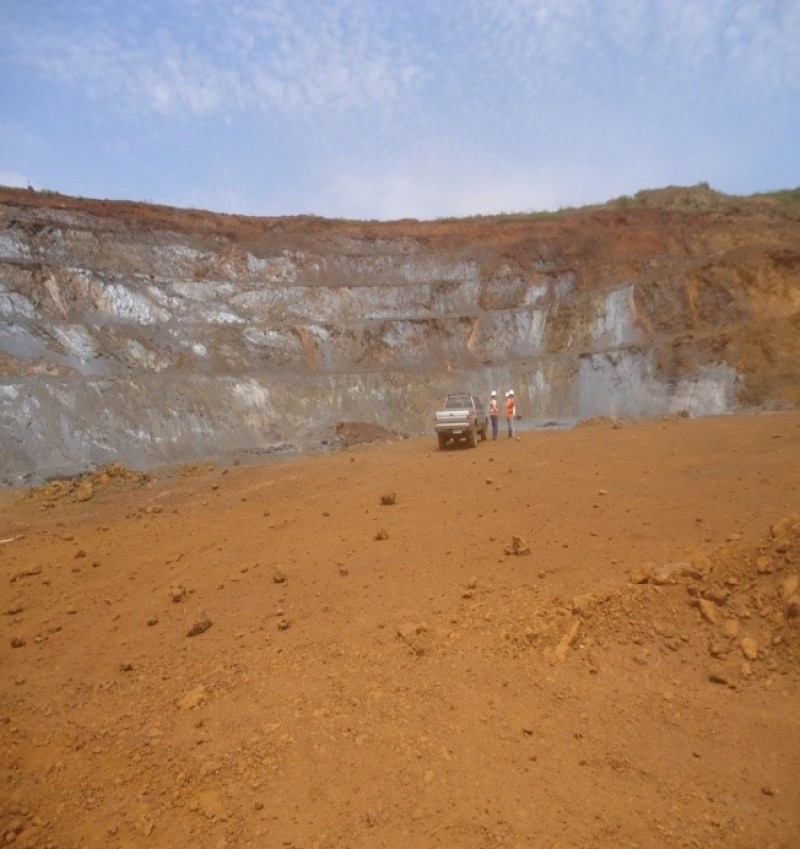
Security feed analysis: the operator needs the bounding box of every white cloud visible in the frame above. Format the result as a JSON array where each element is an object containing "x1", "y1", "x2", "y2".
[
  {"x1": 1, "y1": 0, "x2": 796, "y2": 218},
  {"x1": 3, "y1": 0, "x2": 796, "y2": 129},
  {"x1": 2, "y1": 0, "x2": 423, "y2": 122},
  {"x1": 464, "y1": 0, "x2": 800, "y2": 92},
  {"x1": 0, "y1": 171, "x2": 31, "y2": 189}
]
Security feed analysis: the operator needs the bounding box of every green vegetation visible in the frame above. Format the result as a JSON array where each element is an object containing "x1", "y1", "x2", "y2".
[
  {"x1": 433, "y1": 184, "x2": 800, "y2": 224},
  {"x1": 758, "y1": 187, "x2": 800, "y2": 209}
]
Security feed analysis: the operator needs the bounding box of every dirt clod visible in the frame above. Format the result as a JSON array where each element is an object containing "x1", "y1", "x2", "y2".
[
  {"x1": 504, "y1": 535, "x2": 531, "y2": 556},
  {"x1": 186, "y1": 613, "x2": 212, "y2": 637}
]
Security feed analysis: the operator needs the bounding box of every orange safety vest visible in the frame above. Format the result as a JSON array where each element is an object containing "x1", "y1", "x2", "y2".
[
  {"x1": 489, "y1": 399, "x2": 498, "y2": 415},
  {"x1": 506, "y1": 396, "x2": 515, "y2": 417}
]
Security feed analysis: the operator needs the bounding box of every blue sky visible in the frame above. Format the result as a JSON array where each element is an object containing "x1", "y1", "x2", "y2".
[{"x1": 1, "y1": 0, "x2": 798, "y2": 220}]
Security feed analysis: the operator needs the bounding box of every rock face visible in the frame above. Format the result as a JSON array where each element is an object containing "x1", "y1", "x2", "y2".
[{"x1": 0, "y1": 184, "x2": 798, "y2": 483}]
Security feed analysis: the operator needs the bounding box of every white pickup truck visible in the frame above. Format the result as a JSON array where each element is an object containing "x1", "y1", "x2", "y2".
[{"x1": 434, "y1": 393, "x2": 488, "y2": 449}]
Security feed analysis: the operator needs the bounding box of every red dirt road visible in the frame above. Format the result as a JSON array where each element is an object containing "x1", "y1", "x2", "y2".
[{"x1": 2, "y1": 412, "x2": 799, "y2": 848}]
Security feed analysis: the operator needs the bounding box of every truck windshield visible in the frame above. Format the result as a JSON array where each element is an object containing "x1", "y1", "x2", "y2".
[{"x1": 444, "y1": 395, "x2": 472, "y2": 410}]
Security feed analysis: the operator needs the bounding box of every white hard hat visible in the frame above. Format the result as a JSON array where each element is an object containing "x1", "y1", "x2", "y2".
[
  {"x1": 491, "y1": 390, "x2": 497, "y2": 396},
  {"x1": 509, "y1": 389, "x2": 514, "y2": 395}
]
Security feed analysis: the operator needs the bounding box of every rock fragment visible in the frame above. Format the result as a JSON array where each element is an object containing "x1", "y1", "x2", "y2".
[
  {"x1": 780, "y1": 573, "x2": 799, "y2": 599},
  {"x1": 708, "y1": 639, "x2": 728, "y2": 658},
  {"x1": 703, "y1": 587, "x2": 729, "y2": 605},
  {"x1": 652, "y1": 569, "x2": 675, "y2": 586},
  {"x1": 504, "y1": 535, "x2": 531, "y2": 556},
  {"x1": 629, "y1": 564, "x2": 653, "y2": 584},
  {"x1": 551, "y1": 618, "x2": 580, "y2": 663},
  {"x1": 740, "y1": 636, "x2": 759, "y2": 660},
  {"x1": 698, "y1": 599, "x2": 717, "y2": 625},
  {"x1": 74, "y1": 481, "x2": 94, "y2": 502},
  {"x1": 187, "y1": 612, "x2": 212, "y2": 637},
  {"x1": 690, "y1": 551, "x2": 713, "y2": 577},
  {"x1": 170, "y1": 584, "x2": 187, "y2": 603},
  {"x1": 179, "y1": 684, "x2": 208, "y2": 710}
]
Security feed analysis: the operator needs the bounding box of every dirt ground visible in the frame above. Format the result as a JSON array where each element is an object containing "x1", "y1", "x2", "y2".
[{"x1": 2, "y1": 412, "x2": 799, "y2": 849}]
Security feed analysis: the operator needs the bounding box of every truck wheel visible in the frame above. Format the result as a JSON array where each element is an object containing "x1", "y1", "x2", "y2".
[
  {"x1": 479, "y1": 425, "x2": 487, "y2": 441},
  {"x1": 438, "y1": 433, "x2": 448, "y2": 450},
  {"x1": 467, "y1": 427, "x2": 477, "y2": 448}
]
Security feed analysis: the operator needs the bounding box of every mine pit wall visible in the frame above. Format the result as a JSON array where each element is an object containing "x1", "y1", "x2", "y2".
[
  {"x1": 0, "y1": 354, "x2": 737, "y2": 484},
  {"x1": 0, "y1": 196, "x2": 795, "y2": 484}
]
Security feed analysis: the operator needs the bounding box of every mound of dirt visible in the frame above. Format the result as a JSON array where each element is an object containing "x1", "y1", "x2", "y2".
[
  {"x1": 332, "y1": 420, "x2": 402, "y2": 447},
  {"x1": 20, "y1": 463, "x2": 150, "y2": 508},
  {"x1": 570, "y1": 514, "x2": 799, "y2": 685}
]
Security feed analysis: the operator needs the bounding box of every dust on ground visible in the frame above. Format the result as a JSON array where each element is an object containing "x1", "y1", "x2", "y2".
[{"x1": 2, "y1": 412, "x2": 799, "y2": 849}]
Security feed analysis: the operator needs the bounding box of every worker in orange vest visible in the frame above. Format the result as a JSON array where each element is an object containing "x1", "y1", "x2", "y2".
[
  {"x1": 505, "y1": 390, "x2": 516, "y2": 439},
  {"x1": 488, "y1": 390, "x2": 499, "y2": 440}
]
